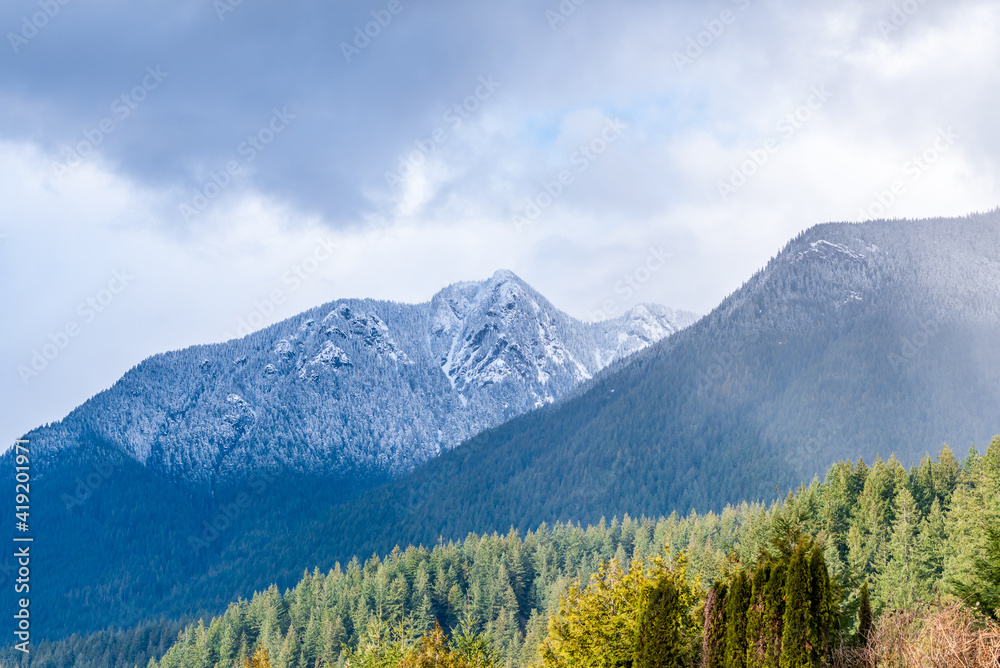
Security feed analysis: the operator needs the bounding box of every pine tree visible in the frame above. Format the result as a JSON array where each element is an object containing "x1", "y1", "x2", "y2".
[
  {"x1": 954, "y1": 523, "x2": 1000, "y2": 620},
  {"x1": 302, "y1": 612, "x2": 321, "y2": 667},
  {"x1": 274, "y1": 626, "x2": 298, "y2": 668}
]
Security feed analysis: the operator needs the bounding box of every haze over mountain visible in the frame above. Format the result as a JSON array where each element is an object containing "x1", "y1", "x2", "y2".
[{"x1": 319, "y1": 212, "x2": 1000, "y2": 552}]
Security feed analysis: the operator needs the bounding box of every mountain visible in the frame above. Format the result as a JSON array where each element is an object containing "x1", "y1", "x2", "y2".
[
  {"x1": 9, "y1": 212, "x2": 1000, "y2": 641},
  {"x1": 0, "y1": 271, "x2": 696, "y2": 638},
  {"x1": 25, "y1": 269, "x2": 697, "y2": 489}
]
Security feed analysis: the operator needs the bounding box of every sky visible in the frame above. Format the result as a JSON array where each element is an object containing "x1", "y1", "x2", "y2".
[{"x1": 2, "y1": 0, "x2": 999, "y2": 448}]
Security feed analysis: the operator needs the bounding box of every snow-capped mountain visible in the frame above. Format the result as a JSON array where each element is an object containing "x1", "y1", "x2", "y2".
[{"x1": 26, "y1": 270, "x2": 698, "y2": 487}]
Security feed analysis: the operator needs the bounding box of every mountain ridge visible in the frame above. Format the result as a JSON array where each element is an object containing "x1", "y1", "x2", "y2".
[{"x1": 22, "y1": 269, "x2": 698, "y2": 489}]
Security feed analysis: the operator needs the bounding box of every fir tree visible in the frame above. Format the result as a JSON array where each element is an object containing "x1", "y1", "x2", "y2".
[
  {"x1": 877, "y1": 486, "x2": 922, "y2": 610},
  {"x1": 914, "y1": 498, "x2": 946, "y2": 593}
]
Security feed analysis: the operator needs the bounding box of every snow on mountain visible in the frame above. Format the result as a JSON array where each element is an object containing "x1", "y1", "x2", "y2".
[{"x1": 26, "y1": 270, "x2": 698, "y2": 487}]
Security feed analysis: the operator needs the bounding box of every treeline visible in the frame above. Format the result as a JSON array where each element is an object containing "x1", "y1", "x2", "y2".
[
  {"x1": 0, "y1": 618, "x2": 190, "y2": 668},
  {"x1": 137, "y1": 437, "x2": 1000, "y2": 668}
]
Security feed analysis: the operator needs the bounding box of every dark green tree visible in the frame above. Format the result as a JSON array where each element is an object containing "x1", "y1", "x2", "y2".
[
  {"x1": 778, "y1": 544, "x2": 812, "y2": 668},
  {"x1": 744, "y1": 563, "x2": 770, "y2": 668},
  {"x1": 856, "y1": 581, "x2": 872, "y2": 647},
  {"x1": 703, "y1": 581, "x2": 728, "y2": 668},
  {"x1": 724, "y1": 571, "x2": 750, "y2": 668},
  {"x1": 635, "y1": 572, "x2": 695, "y2": 668}
]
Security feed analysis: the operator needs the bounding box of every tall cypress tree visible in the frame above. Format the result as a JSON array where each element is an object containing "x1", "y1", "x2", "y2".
[
  {"x1": 856, "y1": 581, "x2": 872, "y2": 647},
  {"x1": 807, "y1": 546, "x2": 832, "y2": 662},
  {"x1": 724, "y1": 571, "x2": 750, "y2": 668},
  {"x1": 778, "y1": 544, "x2": 812, "y2": 668},
  {"x1": 744, "y1": 562, "x2": 770, "y2": 668},
  {"x1": 635, "y1": 575, "x2": 689, "y2": 668},
  {"x1": 703, "y1": 581, "x2": 728, "y2": 668},
  {"x1": 762, "y1": 561, "x2": 786, "y2": 668}
]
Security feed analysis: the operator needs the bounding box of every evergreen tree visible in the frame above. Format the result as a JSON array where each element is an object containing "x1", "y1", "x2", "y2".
[
  {"x1": 703, "y1": 582, "x2": 728, "y2": 668},
  {"x1": 761, "y1": 561, "x2": 786, "y2": 668},
  {"x1": 724, "y1": 571, "x2": 750, "y2": 668},
  {"x1": 744, "y1": 564, "x2": 769, "y2": 668},
  {"x1": 856, "y1": 582, "x2": 871, "y2": 647},
  {"x1": 247, "y1": 645, "x2": 272, "y2": 668},
  {"x1": 635, "y1": 570, "x2": 698, "y2": 668},
  {"x1": 914, "y1": 497, "x2": 946, "y2": 594},
  {"x1": 274, "y1": 626, "x2": 299, "y2": 668},
  {"x1": 807, "y1": 546, "x2": 833, "y2": 662},
  {"x1": 876, "y1": 486, "x2": 922, "y2": 610},
  {"x1": 778, "y1": 544, "x2": 811, "y2": 668},
  {"x1": 953, "y1": 524, "x2": 1000, "y2": 620}
]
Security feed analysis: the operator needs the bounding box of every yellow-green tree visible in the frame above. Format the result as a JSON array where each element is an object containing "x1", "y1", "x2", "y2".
[
  {"x1": 398, "y1": 624, "x2": 494, "y2": 668},
  {"x1": 539, "y1": 554, "x2": 699, "y2": 668},
  {"x1": 246, "y1": 645, "x2": 272, "y2": 668}
]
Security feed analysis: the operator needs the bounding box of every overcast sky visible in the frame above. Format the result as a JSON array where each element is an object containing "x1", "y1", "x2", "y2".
[{"x1": 2, "y1": 0, "x2": 998, "y2": 448}]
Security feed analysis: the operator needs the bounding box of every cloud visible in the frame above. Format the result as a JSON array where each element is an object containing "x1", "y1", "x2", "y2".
[{"x1": 2, "y1": 0, "x2": 1000, "y2": 447}]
